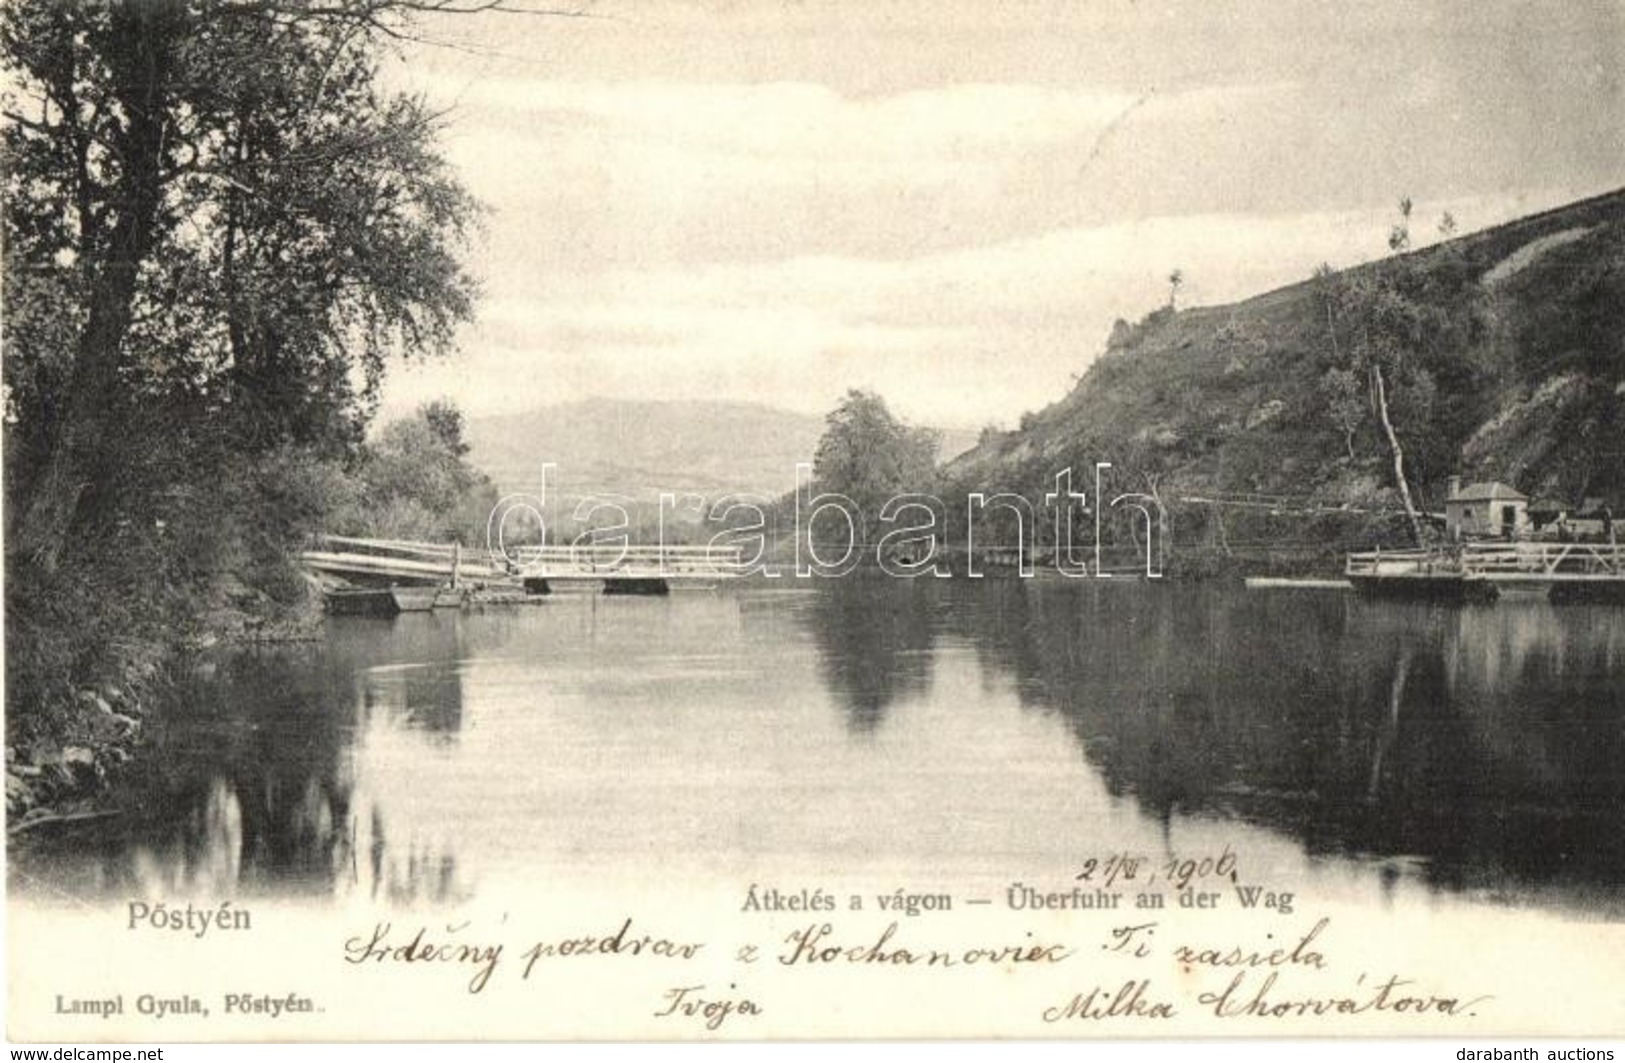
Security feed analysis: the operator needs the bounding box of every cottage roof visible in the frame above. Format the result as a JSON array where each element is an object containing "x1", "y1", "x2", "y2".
[{"x1": 1449, "y1": 481, "x2": 1527, "y2": 503}]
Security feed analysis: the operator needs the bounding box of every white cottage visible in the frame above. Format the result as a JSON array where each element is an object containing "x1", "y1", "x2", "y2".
[{"x1": 1445, "y1": 477, "x2": 1527, "y2": 539}]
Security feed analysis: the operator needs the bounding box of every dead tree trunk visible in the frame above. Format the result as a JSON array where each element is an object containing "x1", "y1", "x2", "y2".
[{"x1": 1369, "y1": 363, "x2": 1425, "y2": 545}]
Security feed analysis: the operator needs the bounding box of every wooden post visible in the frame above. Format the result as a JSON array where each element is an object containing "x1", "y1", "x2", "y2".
[{"x1": 451, "y1": 542, "x2": 462, "y2": 590}]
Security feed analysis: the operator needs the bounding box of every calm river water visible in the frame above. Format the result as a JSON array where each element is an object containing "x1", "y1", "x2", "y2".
[{"x1": 14, "y1": 580, "x2": 1625, "y2": 918}]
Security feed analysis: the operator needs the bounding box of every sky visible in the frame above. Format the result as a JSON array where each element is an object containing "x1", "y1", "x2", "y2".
[{"x1": 377, "y1": 0, "x2": 1625, "y2": 429}]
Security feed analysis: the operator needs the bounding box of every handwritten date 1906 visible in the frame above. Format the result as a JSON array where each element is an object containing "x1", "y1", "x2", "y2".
[{"x1": 1077, "y1": 846, "x2": 1240, "y2": 891}]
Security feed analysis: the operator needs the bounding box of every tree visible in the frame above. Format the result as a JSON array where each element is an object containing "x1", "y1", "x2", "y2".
[
  {"x1": 1320, "y1": 367, "x2": 1365, "y2": 461},
  {"x1": 1315, "y1": 197, "x2": 1485, "y2": 543},
  {"x1": 329, "y1": 401, "x2": 495, "y2": 542},
  {"x1": 422, "y1": 399, "x2": 473, "y2": 458},
  {"x1": 1306, "y1": 198, "x2": 1475, "y2": 542},
  {"x1": 812, "y1": 390, "x2": 939, "y2": 546},
  {"x1": 1388, "y1": 196, "x2": 1414, "y2": 253},
  {"x1": 1330, "y1": 273, "x2": 1427, "y2": 541},
  {"x1": 3, "y1": 0, "x2": 479, "y2": 571},
  {"x1": 2, "y1": 2, "x2": 487, "y2": 748}
]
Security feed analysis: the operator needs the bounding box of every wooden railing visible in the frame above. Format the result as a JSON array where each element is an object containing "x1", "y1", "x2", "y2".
[
  {"x1": 1345, "y1": 546, "x2": 1462, "y2": 577},
  {"x1": 302, "y1": 536, "x2": 509, "y2": 584},
  {"x1": 1458, "y1": 542, "x2": 1624, "y2": 578},
  {"x1": 303, "y1": 535, "x2": 747, "y2": 582},
  {"x1": 303, "y1": 536, "x2": 747, "y2": 588},
  {"x1": 509, "y1": 543, "x2": 745, "y2": 578},
  {"x1": 1347, "y1": 542, "x2": 1624, "y2": 580}
]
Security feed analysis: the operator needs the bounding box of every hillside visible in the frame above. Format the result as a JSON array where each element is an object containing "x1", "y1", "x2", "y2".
[
  {"x1": 945, "y1": 188, "x2": 1625, "y2": 569},
  {"x1": 468, "y1": 397, "x2": 977, "y2": 501}
]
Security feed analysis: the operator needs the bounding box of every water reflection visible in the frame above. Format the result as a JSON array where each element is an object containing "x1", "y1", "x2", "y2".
[
  {"x1": 12, "y1": 583, "x2": 1625, "y2": 916},
  {"x1": 807, "y1": 577, "x2": 937, "y2": 733},
  {"x1": 12, "y1": 614, "x2": 483, "y2": 903},
  {"x1": 913, "y1": 583, "x2": 1625, "y2": 911}
]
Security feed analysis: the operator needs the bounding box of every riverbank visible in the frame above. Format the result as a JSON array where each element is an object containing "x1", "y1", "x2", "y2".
[
  {"x1": 5, "y1": 587, "x2": 325, "y2": 833},
  {"x1": 6, "y1": 681, "x2": 143, "y2": 836}
]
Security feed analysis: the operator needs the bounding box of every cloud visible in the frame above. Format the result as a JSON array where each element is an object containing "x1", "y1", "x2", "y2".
[
  {"x1": 377, "y1": 37, "x2": 1625, "y2": 429},
  {"x1": 423, "y1": 73, "x2": 1342, "y2": 279},
  {"x1": 385, "y1": 183, "x2": 1605, "y2": 429},
  {"x1": 429, "y1": 77, "x2": 1142, "y2": 175}
]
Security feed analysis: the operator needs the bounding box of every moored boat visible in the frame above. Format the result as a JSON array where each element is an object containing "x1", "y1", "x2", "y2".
[
  {"x1": 324, "y1": 587, "x2": 401, "y2": 617},
  {"x1": 324, "y1": 584, "x2": 443, "y2": 616}
]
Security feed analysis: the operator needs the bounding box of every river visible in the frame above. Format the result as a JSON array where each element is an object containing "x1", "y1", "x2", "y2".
[{"x1": 12, "y1": 580, "x2": 1625, "y2": 919}]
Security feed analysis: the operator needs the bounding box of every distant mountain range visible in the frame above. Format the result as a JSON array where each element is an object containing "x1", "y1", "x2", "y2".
[{"x1": 466, "y1": 397, "x2": 978, "y2": 500}]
